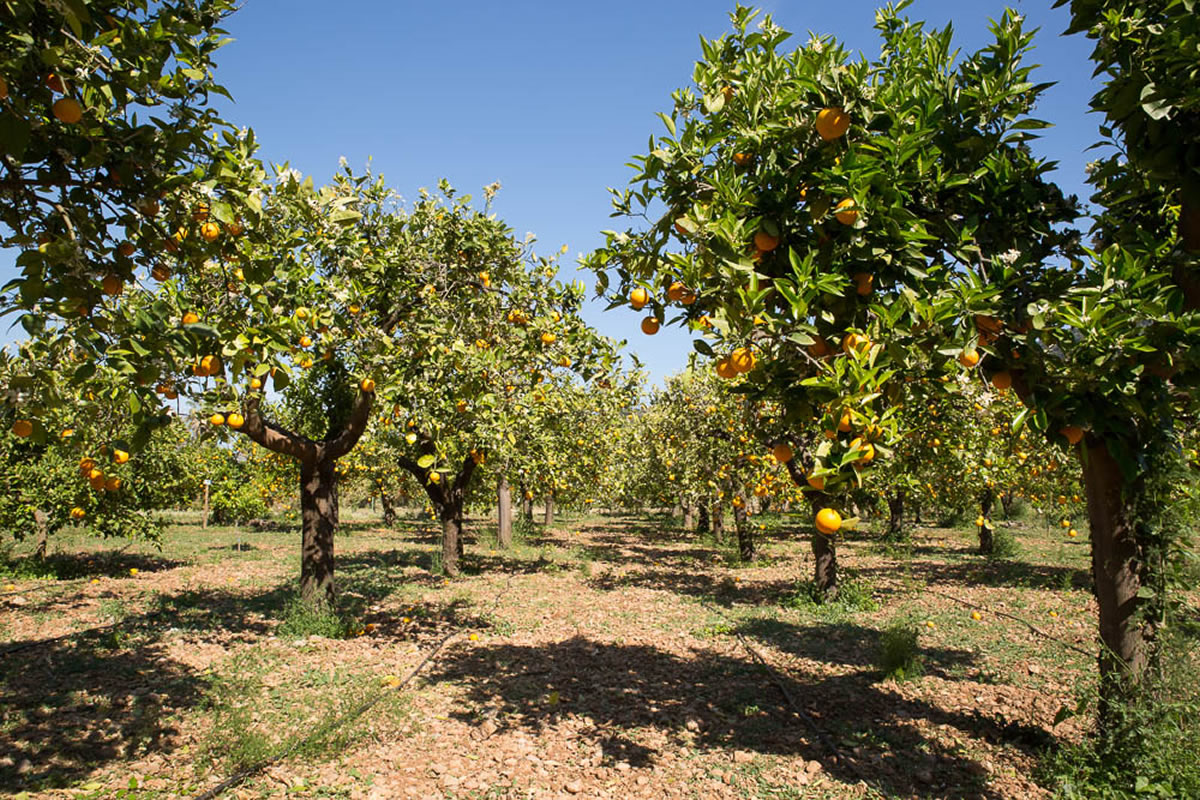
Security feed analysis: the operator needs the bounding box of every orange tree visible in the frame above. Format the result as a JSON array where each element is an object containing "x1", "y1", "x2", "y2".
[
  {"x1": 1, "y1": 339, "x2": 198, "y2": 555},
  {"x1": 354, "y1": 185, "x2": 617, "y2": 577},
  {"x1": 950, "y1": 0, "x2": 1200, "y2": 715},
  {"x1": 585, "y1": 5, "x2": 1077, "y2": 598},
  {"x1": 0, "y1": 1, "x2": 266, "y2": 414}
]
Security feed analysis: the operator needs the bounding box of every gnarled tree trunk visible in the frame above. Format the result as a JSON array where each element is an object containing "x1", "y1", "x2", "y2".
[
  {"x1": 497, "y1": 475, "x2": 513, "y2": 549},
  {"x1": 1082, "y1": 436, "x2": 1147, "y2": 722},
  {"x1": 398, "y1": 449, "x2": 478, "y2": 578},
  {"x1": 239, "y1": 391, "x2": 373, "y2": 610},
  {"x1": 380, "y1": 489, "x2": 397, "y2": 527}
]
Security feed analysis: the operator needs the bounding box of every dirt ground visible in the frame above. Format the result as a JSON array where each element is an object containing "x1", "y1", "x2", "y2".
[{"x1": 1, "y1": 509, "x2": 1103, "y2": 799}]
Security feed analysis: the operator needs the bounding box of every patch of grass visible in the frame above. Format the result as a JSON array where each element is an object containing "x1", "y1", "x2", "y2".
[
  {"x1": 986, "y1": 527, "x2": 1021, "y2": 560},
  {"x1": 877, "y1": 619, "x2": 924, "y2": 681},
  {"x1": 785, "y1": 572, "x2": 880, "y2": 614},
  {"x1": 275, "y1": 595, "x2": 355, "y2": 640},
  {"x1": 1045, "y1": 631, "x2": 1200, "y2": 798}
]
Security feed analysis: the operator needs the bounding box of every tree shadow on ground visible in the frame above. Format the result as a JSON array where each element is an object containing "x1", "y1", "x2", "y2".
[
  {"x1": 1, "y1": 550, "x2": 186, "y2": 582},
  {"x1": 427, "y1": 634, "x2": 1048, "y2": 799},
  {"x1": 854, "y1": 557, "x2": 1091, "y2": 593}
]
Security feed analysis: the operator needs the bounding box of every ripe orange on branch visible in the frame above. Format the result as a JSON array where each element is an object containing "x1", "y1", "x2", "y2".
[
  {"x1": 640, "y1": 317, "x2": 660, "y2": 335},
  {"x1": 815, "y1": 107, "x2": 850, "y2": 141},
  {"x1": 630, "y1": 287, "x2": 650, "y2": 310},
  {"x1": 815, "y1": 508, "x2": 843, "y2": 535}
]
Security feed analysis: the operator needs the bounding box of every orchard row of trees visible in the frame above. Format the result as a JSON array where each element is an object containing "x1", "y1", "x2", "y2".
[{"x1": 2, "y1": 0, "x2": 1197, "y2": 745}]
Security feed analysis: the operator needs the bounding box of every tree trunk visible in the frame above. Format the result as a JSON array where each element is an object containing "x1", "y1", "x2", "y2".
[
  {"x1": 380, "y1": 490, "x2": 396, "y2": 527},
  {"x1": 34, "y1": 510, "x2": 48, "y2": 560},
  {"x1": 978, "y1": 488, "x2": 995, "y2": 555},
  {"x1": 697, "y1": 503, "x2": 710, "y2": 534},
  {"x1": 1082, "y1": 437, "x2": 1147, "y2": 721},
  {"x1": 497, "y1": 475, "x2": 513, "y2": 549},
  {"x1": 711, "y1": 502, "x2": 725, "y2": 541},
  {"x1": 522, "y1": 491, "x2": 534, "y2": 524},
  {"x1": 543, "y1": 493, "x2": 554, "y2": 526},
  {"x1": 682, "y1": 504, "x2": 694, "y2": 531},
  {"x1": 1000, "y1": 491, "x2": 1014, "y2": 518},
  {"x1": 885, "y1": 491, "x2": 905, "y2": 541},
  {"x1": 299, "y1": 457, "x2": 338, "y2": 609},
  {"x1": 440, "y1": 499, "x2": 464, "y2": 577},
  {"x1": 733, "y1": 499, "x2": 755, "y2": 562},
  {"x1": 671, "y1": 503, "x2": 682, "y2": 519},
  {"x1": 811, "y1": 529, "x2": 839, "y2": 601}
]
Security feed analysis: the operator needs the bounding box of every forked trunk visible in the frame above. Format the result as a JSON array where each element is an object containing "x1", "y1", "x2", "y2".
[
  {"x1": 978, "y1": 488, "x2": 995, "y2": 555},
  {"x1": 1082, "y1": 437, "x2": 1147, "y2": 721},
  {"x1": 733, "y1": 499, "x2": 755, "y2": 562},
  {"x1": 300, "y1": 457, "x2": 338, "y2": 609},
  {"x1": 497, "y1": 475, "x2": 513, "y2": 549}
]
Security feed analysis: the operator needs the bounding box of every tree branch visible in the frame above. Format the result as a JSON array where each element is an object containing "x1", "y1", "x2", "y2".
[
  {"x1": 324, "y1": 389, "x2": 374, "y2": 460},
  {"x1": 239, "y1": 396, "x2": 320, "y2": 464}
]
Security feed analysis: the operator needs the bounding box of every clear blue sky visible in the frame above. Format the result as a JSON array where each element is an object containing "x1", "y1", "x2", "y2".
[{"x1": 7, "y1": 2, "x2": 1105, "y2": 384}]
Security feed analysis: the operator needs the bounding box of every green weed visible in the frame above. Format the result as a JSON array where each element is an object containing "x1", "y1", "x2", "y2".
[{"x1": 877, "y1": 619, "x2": 924, "y2": 682}]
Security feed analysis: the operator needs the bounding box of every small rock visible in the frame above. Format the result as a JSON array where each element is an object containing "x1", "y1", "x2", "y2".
[
  {"x1": 8, "y1": 596, "x2": 27, "y2": 607},
  {"x1": 16, "y1": 758, "x2": 32, "y2": 774},
  {"x1": 430, "y1": 763, "x2": 446, "y2": 775},
  {"x1": 1027, "y1": 663, "x2": 1042, "y2": 675},
  {"x1": 565, "y1": 779, "x2": 584, "y2": 793},
  {"x1": 616, "y1": 762, "x2": 631, "y2": 772},
  {"x1": 685, "y1": 718, "x2": 701, "y2": 731},
  {"x1": 733, "y1": 750, "x2": 754, "y2": 764},
  {"x1": 806, "y1": 760, "x2": 822, "y2": 775}
]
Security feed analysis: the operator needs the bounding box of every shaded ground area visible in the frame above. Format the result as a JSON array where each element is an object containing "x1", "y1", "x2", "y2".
[{"x1": 0, "y1": 509, "x2": 1110, "y2": 798}]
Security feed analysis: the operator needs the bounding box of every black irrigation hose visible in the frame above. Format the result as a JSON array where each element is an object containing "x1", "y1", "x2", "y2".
[{"x1": 192, "y1": 574, "x2": 516, "y2": 800}]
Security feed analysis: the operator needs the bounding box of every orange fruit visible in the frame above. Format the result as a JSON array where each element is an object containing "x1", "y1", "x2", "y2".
[
  {"x1": 849, "y1": 437, "x2": 875, "y2": 463},
  {"x1": 299, "y1": 335, "x2": 313, "y2": 348},
  {"x1": 0, "y1": 76, "x2": 8, "y2": 100},
  {"x1": 853, "y1": 272, "x2": 873, "y2": 296},
  {"x1": 227, "y1": 220, "x2": 244, "y2": 236},
  {"x1": 456, "y1": 400, "x2": 469, "y2": 413},
  {"x1": 815, "y1": 107, "x2": 850, "y2": 141},
  {"x1": 182, "y1": 312, "x2": 199, "y2": 325},
  {"x1": 541, "y1": 332, "x2": 557, "y2": 344},
  {"x1": 88, "y1": 468, "x2": 106, "y2": 490},
  {"x1": 715, "y1": 357, "x2": 738, "y2": 380},
  {"x1": 991, "y1": 371, "x2": 1012, "y2": 390},
  {"x1": 808, "y1": 337, "x2": 830, "y2": 358},
  {"x1": 103, "y1": 476, "x2": 122, "y2": 492},
  {"x1": 732, "y1": 152, "x2": 752, "y2": 166},
  {"x1": 641, "y1": 316, "x2": 660, "y2": 335},
  {"x1": 730, "y1": 347, "x2": 756, "y2": 373},
  {"x1": 958, "y1": 349, "x2": 980, "y2": 368},
  {"x1": 834, "y1": 198, "x2": 858, "y2": 225},
  {"x1": 117, "y1": 241, "x2": 136, "y2": 258},
  {"x1": 52, "y1": 97, "x2": 83, "y2": 123},
  {"x1": 101, "y1": 274, "x2": 123, "y2": 296},
  {"x1": 249, "y1": 377, "x2": 263, "y2": 390},
  {"x1": 837, "y1": 410, "x2": 853, "y2": 432},
  {"x1": 815, "y1": 507, "x2": 842, "y2": 535},
  {"x1": 11, "y1": 419, "x2": 33, "y2": 438},
  {"x1": 79, "y1": 457, "x2": 96, "y2": 474},
  {"x1": 666, "y1": 281, "x2": 686, "y2": 302},
  {"x1": 210, "y1": 413, "x2": 225, "y2": 426},
  {"x1": 680, "y1": 287, "x2": 697, "y2": 305},
  {"x1": 1060, "y1": 426, "x2": 1084, "y2": 445},
  {"x1": 70, "y1": 507, "x2": 86, "y2": 521},
  {"x1": 112, "y1": 449, "x2": 130, "y2": 464},
  {"x1": 192, "y1": 204, "x2": 210, "y2": 222},
  {"x1": 630, "y1": 287, "x2": 650, "y2": 310},
  {"x1": 198, "y1": 355, "x2": 221, "y2": 376},
  {"x1": 971, "y1": 611, "x2": 982, "y2": 621},
  {"x1": 226, "y1": 412, "x2": 245, "y2": 429},
  {"x1": 807, "y1": 474, "x2": 825, "y2": 491},
  {"x1": 46, "y1": 74, "x2": 65, "y2": 93},
  {"x1": 753, "y1": 231, "x2": 779, "y2": 252},
  {"x1": 200, "y1": 221, "x2": 221, "y2": 242},
  {"x1": 772, "y1": 443, "x2": 793, "y2": 463},
  {"x1": 843, "y1": 333, "x2": 871, "y2": 356},
  {"x1": 151, "y1": 264, "x2": 171, "y2": 282},
  {"x1": 360, "y1": 378, "x2": 376, "y2": 393}
]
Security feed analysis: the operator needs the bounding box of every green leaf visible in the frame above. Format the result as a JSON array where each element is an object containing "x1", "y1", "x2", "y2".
[{"x1": 416, "y1": 454, "x2": 435, "y2": 469}]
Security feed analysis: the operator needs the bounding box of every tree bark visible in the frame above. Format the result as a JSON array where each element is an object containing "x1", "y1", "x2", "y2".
[
  {"x1": 885, "y1": 491, "x2": 905, "y2": 541},
  {"x1": 299, "y1": 457, "x2": 338, "y2": 608},
  {"x1": 697, "y1": 503, "x2": 710, "y2": 534},
  {"x1": 522, "y1": 490, "x2": 534, "y2": 524},
  {"x1": 380, "y1": 490, "x2": 397, "y2": 527},
  {"x1": 34, "y1": 510, "x2": 48, "y2": 560},
  {"x1": 1082, "y1": 436, "x2": 1147, "y2": 721},
  {"x1": 239, "y1": 390, "x2": 373, "y2": 609},
  {"x1": 682, "y1": 503, "x2": 694, "y2": 531},
  {"x1": 711, "y1": 502, "x2": 725, "y2": 541},
  {"x1": 978, "y1": 488, "x2": 995, "y2": 555},
  {"x1": 733, "y1": 498, "x2": 755, "y2": 562},
  {"x1": 397, "y1": 450, "x2": 478, "y2": 578},
  {"x1": 811, "y1": 528, "x2": 839, "y2": 601},
  {"x1": 497, "y1": 475, "x2": 513, "y2": 549},
  {"x1": 543, "y1": 492, "x2": 554, "y2": 526},
  {"x1": 1000, "y1": 491, "x2": 1014, "y2": 518}
]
